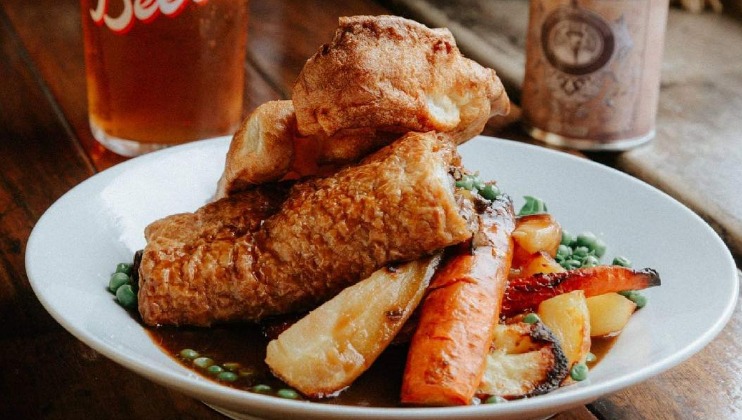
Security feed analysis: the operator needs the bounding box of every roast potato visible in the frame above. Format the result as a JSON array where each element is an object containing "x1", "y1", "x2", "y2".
[
  {"x1": 586, "y1": 292, "x2": 637, "y2": 337},
  {"x1": 537, "y1": 290, "x2": 591, "y2": 378},
  {"x1": 478, "y1": 321, "x2": 569, "y2": 399},
  {"x1": 265, "y1": 255, "x2": 440, "y2": 398}
]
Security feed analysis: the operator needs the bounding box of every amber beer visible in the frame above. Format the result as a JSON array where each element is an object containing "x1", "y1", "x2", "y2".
[
  {"x1": 522, "y1": 0, "x2": 668, "y2": 150},
  {"x1": 81, "y1": 0, "x2": 248, "y2": 156}
]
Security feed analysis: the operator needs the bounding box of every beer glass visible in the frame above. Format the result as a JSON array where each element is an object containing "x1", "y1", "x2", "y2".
[{"x1": 80, "y1": 0, "x2": 248, "y2": 156}]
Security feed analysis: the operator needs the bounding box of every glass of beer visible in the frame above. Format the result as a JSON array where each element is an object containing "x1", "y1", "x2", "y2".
[{"x1": 80, "y1": 0, "x2": 248, "y2": 157}]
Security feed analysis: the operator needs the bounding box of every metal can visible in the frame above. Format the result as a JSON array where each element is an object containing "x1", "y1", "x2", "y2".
[{"x1": 521, "y1": 0, "x2": 669, "y2": 151}]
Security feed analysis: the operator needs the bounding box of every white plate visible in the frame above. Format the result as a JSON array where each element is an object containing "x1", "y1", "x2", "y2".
[{"x1": 26, "y1": 136, "x2": 738, "y2": 420}]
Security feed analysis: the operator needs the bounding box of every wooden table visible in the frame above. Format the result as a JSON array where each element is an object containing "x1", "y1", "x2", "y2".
[{"x1": 1, "y1": 0, "x2": 739, "y2": 418}]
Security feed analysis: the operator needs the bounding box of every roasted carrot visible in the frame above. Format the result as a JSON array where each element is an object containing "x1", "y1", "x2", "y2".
[
  {"x1": 401, "y1": 196, "x2": 515, "y2": 406},
  {"x1": 502, "y1": 265, "x2": 661, "y2": 318}
]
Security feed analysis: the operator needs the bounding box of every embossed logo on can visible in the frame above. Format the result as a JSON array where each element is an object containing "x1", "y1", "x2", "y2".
[
  {"x1": 541, "y1": 5, "x2": 614, "y2": 76},
  {"x1": 521, "y1": 0, "x2": 669, "y2": 150}
]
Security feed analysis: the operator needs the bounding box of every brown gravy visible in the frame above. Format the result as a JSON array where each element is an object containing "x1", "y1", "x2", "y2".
[
  {"x1": 588, "y1": 335, "x2": 618, "y2": 366},
  {"x1": 147, "y1": 324, "x2": 617, "y2": 407},
  {"x1": 147, "y1": 324, "x2": 407, "y2": 407}
]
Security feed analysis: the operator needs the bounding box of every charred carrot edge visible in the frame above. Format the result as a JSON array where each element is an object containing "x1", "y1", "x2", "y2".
[
  {"x1": 401, "y1": 197, "x2": 515, "y2": 406},
  {"x1": 501, "y1": 266, "x2": 661, "y2": 318}
]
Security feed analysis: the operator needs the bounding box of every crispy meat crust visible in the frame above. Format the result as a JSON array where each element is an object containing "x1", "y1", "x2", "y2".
[
  {"x1": 138, "y1": 132, "x2": 471, "y2": 326},
  {"x1": 138, "y1": 187, "x2": 290, "y2": 327}
]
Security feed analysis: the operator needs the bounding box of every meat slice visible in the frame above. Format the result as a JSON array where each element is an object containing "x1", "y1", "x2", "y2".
[
  {"x1": 138, "y1": 132, "x2": 472, "y2": 326},
  {"x1": 137, "y1": 186, "x2": 289, "y2": 327}
]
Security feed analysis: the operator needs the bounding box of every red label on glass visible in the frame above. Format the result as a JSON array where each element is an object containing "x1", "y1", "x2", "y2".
[{"x1": 89, "y1": 0, "x2": 209, "y2": 34}]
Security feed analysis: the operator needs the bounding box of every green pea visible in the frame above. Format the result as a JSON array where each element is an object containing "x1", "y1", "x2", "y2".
[
  {"x1": 193, "y1": 357, "x2": 214, "y2": 369},
  {"x1": 223, "y1": 362, "x2": 241, "y2": 372},
  {"x1": 575, "y1": 232, "x2": 598, "y2": 250},
  {"x1": 612, "y1": 256, "x2": 632, "y2": 267},
  {"x1": 115, "y1": 284, "x2": 136, "y2": 309},
  {"x1": 518, "y1": 196, "x2": 548, "y2": 216},
  {"x1": 277, "y1": 388, "x2": 300, "y2": 399},
  {"x1": 180, "y1": 349, "x2": 200, "y2": 360},
  {"x1": 456, "y1": 176, "x2": 474, "y2": 190},
  {"x1": 251, "y1": 384, "x2": 272, "y2": 393},
  {"x1": 115, "y1": 262, "x2": 133, "y2": 275},
  {"x1": 572, "y1": 246, "x2": 590, "y2": 258},
  {"x1": 479, "y1": 183, "x2": 500, "y2": 201},
  {"x1": 207, "y1": 365, "x2": 224, "y2": 375},
  {"x1": 585, "y1": 352, "x2": 597, "y2": 363},
  {"x1": 564, "y1": 259, "x2": 583, "y2": 269},
  {"x1": 473, "y1": 178, "x2": 486, "y2": 191},
  {"x1": 238, "y1": 368, "x2": 257, "y2": 378},
  {"x1": 484, "y1": 395, "x2": 507, "y2": 404},
  {"x1": 523, "y1": 313, "x2": 540, "y2": 324},
  {"x1": 561, "y1": 230, "x2": 576, "y2": 246},
  {"x1": 570, "y1": 362, "x2": 589, "y2": 381},
  {"x1": 631, "y1": 293, "x2": 647, "y2": 309},
  {"x1": 556, "y1": 244, "x2": 572, "y2": 260},
  {"x1": 593, "y1": 239, "x2": 607, "y2": 258},
  {"x1": 620, "y1": 290, "x2": 647, "y2": 309},
  {"x1": 217, "y1": 371, "x2": 238, "y2": 382},
  {"x1": 582, "y1": 255, "x2": 600, "y2": 268},
  {"x1": 108, "y1": 272, "x2": 130, "y2": 293}
]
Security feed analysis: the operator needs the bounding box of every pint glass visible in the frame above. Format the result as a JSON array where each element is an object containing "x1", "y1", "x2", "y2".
[{"x1": 80, "y1": 0, "x2": 248, "y2": 156}]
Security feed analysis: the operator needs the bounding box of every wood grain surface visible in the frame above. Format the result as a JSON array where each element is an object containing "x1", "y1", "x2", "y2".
[{"x1": 0, "y1": 0, "x2": 739, "y2": 419}]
